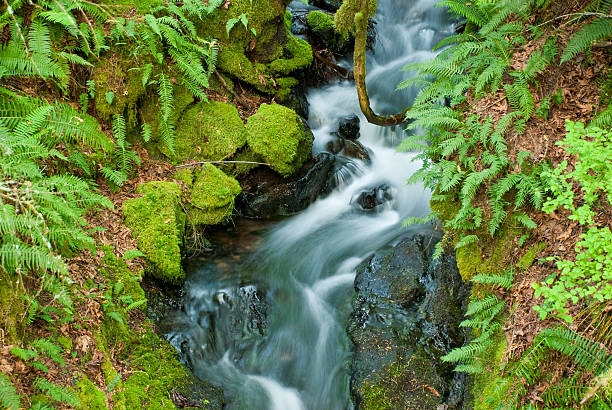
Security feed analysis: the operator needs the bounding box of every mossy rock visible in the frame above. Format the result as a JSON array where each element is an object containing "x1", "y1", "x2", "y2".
[
  {"x1": 139, "y1": 85, "x2": 195, "y2": 152},
  {"x1": 215, "y1": 27, "x2": 312, "y2": 97},
  {"x1": 97, "y1": 0, "x2": 163, "y2": 13},
  {"x1": 0, "y1": 270, "x2": 27, "y2": 343},
  {"x1": 195, "y1": 0, "x2": 290, "y2": 63},
  {"x1": 92, "y1": 49, "x2": 147, "y2": 129},
  {"x1": 218, "y1": 147, "x2": 265, "y2": 177},
  {"x1": 168, "y1": 101, "x2": 247, "y2": 164},
  {"x1": 359, "y1": 358, "x2": 446, "y2": 409},
  {"x1": 76, "y1": 377, "x2": 108, "y2": 409},
  {"x1": 176, "y1": 165, "x2": 242, "y2": 226},
  {"x1": 306, "y1": 10, "x2": 349, "y2": 53},
  {"x1": 122, "y1": 181, "x2": 185, "y2": 284},
  {"x1": 246, "y1": 103, "x2": 313, "y2": 177}
]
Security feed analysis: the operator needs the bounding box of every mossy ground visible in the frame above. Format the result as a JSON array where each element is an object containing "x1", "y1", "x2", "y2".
[
  {"x1": 246, "y1": 103, "x2": 313, "y2": 177},
  {"x1": 76, "y1": 248, "x2": 220, "y2": 409},
  {"x1": 122, "y1": 181, "x2": 186, "y2": 284}
]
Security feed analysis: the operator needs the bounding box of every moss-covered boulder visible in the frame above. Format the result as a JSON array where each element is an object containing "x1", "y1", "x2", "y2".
[
  {"x1": 169, "y1": 101, "x2": 247, "y2": 164},
  {"x1": 246, "y1": 103, "x2": 313, "y2": 177},
  {"x1": 122, "y1": 181, "x2": 185, "y2": 284},
  {"x1": 92, "y1": 50, "x2": 147, "y2": 129},
  {"x1": 176, "y1": 165, "x2": 242, "y2": 226},
  {"x1": 197, "y1": 0, "x2": 312, "y2": 97},
  {"x1": 139, "y1": 85, "x2": 195, "y2": 153},
  {"x1": 306, "y1": 10, "x2": 349, "y2": 53}
]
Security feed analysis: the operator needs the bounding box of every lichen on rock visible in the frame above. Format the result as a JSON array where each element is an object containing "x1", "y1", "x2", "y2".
[
  {"x1": 246, "y1": 103, "x2": 313, "y2": 177},
  {"x1": 122, "y1": 181, "x2": 185, "y2": 284}
]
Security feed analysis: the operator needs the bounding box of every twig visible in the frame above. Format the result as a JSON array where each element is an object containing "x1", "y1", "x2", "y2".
[
  {"x1": 536, "y1": 12, "x2": 612, "y2": 28},
  {"x1": 175, "y1": 160, "x2": 271, "y2": 169},
  {"x1": 214, "y1": 70, "x2": 250, "y2": 108},
  {"x1": 313, "y1": 50, "x2": 349, "y2": 78}
]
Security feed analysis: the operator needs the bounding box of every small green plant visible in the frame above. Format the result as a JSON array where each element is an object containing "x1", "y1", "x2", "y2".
[
  {"x1": 0, "y1": 373, "x2": 20, "y2": 410},
  {"x1": 534, "y1": 121, "x2": 612, "y2": 321}
]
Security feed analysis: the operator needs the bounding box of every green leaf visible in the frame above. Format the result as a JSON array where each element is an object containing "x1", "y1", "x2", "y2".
[{"x1": 105, "y1": 91, "x2": 115, "y2": 105}]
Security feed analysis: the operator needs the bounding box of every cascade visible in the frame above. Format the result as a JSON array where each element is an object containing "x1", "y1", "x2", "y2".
[{"x1": 163, "y1": 0, "x2": 454, "y2": 408}]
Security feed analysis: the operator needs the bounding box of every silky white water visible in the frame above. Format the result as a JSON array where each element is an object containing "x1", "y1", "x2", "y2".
[{"x1": 164, "y1": 1, "x2": 453, "y2": 408}]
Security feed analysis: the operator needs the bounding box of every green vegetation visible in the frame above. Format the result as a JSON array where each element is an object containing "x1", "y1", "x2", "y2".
[
  {"x1": 405, "y1": 0, "x2": 612, "y2": 407},
  {"x1": 172, "y1": 101, "x2": 247, "y2": 163},
  {"x1": 123, "y1": 181, "x2": 186, "y2": 284},
  {"x1": 533, "y1": 121, "x2": 612, "y2": 322},
  {"x1": 246, "y1": 103, "x2": 313, "y2": 177}
]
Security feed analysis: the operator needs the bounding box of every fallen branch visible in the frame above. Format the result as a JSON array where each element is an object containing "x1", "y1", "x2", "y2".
[{"x1": 313, "y1": 50, "x2": 349, "y2": 77}]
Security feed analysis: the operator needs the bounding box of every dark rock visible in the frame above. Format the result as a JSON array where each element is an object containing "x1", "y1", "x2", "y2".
[
  {"x1": 336, "y1": 114, "x2": 361, "y2": 140},
  {"x1": 348, "y1": 231, "x2": 470, "y2": 409},
  {"x1": 309, "y1": 0, "x2": 342, "y2": 12},
  {"x1": 237, "y1": 153, "x2": 335, "y2": 218},
  {"x1": 291, "y1": 18, "x2": 309, "y2": 36},
  {"x1": 342, "y1": 139, "x2": 371, "y2": 162},
  {"x1": 350, "y1": 184, "x2": 393, "y2": 212},
  {"x1": 325, "y1": 136, "x2": 345, "y2": 154}
]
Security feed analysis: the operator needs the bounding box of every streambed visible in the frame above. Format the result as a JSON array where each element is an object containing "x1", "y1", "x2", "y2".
[{"x1": 160, "y1": 1, "x2": 464, "y2": 408}]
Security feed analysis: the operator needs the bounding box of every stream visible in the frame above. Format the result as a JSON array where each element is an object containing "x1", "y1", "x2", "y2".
[{"x1": 163, "y1": 0, "x2": 454, "y2": 408}]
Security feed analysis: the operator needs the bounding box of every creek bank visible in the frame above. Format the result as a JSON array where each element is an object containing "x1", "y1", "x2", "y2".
[{"x1": 348, "y1": 230, "x2": 471, "y2": 409}]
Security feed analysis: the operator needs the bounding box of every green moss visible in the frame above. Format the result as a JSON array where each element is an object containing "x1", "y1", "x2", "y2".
[
  {"x1": 284, "y1": 10, "x2": 292, "y2": 30},
  {"x1": 0, "y1": 270, "x2": 26, "y2": 343},
  {"x1": 307, "y1": 11, "x2": 334, "y2": 32},
  {"x1": 246, "y1": 103, "x2": 313, "y2": 177},
  {"x1": 359, "y1": 359, "x2": 443, "y2": 409},
  {"x1": 140, "y1": 85, "x2": 195, "y2": 150},
  {"x1": 187, "y1": 164, "x2": 241, "y2": 226},
  {"x1": 92, "y1": 49, "x2": 147, "y2": 129},
  {"x1": 517, "y1": 241, "x2": 546, "y2": 271},
  {"x1": 219, "y1": 147, "x2": 264, "y2": 177},
  {"x1": 274, "y1": 77, "x2": 299, "y2": 101},
  {"x1": 97, "y1": 0, "x2": 162, "y2": 13},
  {"x1": 170, "y1": 101, "x2": 247, "y2": 164},
  {"x1": 76, "y1": 377, "x2": 107, "y2": 409},
  {"x1": 172, "y1": 168, "x2": 194, "y2": 187},
  {"x1": 56, "y1": 336, "x2": 72, "y2": 351},
  {"x1": 473, "y1": 323, "x2": 510, "y2": 410},
  {"x1": 122, "y1": 181, "x2": 185, "y2": 284},
  {"x1": 268, "y1": 35, "x2": 313, "y2": 75},
  {"x1": 100, "y1": 246, "x2": 146, "y2": 305}
]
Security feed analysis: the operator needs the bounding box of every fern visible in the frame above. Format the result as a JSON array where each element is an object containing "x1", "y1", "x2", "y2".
[
  {"x1": 31, "y1": 338, "x2": 65, "y2": 367},
  {"x1": 515, "y1": 327, "x2": 612, "y2": 386},
  {"x1": 561, "y1": 18, "x2": 612, "y2": 63},
  {"x1": 472, "y1": 268, "x2": 514, "y2": 290},
  {"x1": 34, "y1": 378, "x2": 80, "y2": 407},
  {"x1": 438, "y1": 0, "x2": 489, "y2": 27},
  {"x1": 0, "y1": 373, "x2": 20, "y2": 410}
]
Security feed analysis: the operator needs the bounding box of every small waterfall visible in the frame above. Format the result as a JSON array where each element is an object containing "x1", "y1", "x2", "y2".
[{"x1": 163, "y1": 0, "x2": 454, "y2": 408}]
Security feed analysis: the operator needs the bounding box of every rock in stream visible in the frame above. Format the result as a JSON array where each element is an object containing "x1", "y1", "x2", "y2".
[{"x1": 348, "y1": 231, "x2": 470, "y2": 409}]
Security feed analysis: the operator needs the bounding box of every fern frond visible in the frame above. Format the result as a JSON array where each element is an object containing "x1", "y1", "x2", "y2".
[
  {"x1": 0, "y1": 373, "x2": 20, "y2": 410},
  {"x1": 438, "y1": 0, "x2": 489, "y2": 27},
  {"x1": 561, "y1": 18, "x2": 612, "y2": 63}
]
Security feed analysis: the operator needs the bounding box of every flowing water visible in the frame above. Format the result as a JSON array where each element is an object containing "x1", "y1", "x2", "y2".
[{"x1": 164, "y1": 1, "x2": 453, "y2": 408}]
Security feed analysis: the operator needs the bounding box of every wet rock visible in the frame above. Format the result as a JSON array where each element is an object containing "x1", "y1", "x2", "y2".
[
  {"x1": 325, "y1": 136, "x2": 345, "y2": 154},
  {"x1": 237, "y1": 153, "x2": 336, "y2": 218},
  {"x1": 350, "y1": 184, "x2": 393, "y2": 212},
  {"x1": 343, "y1": 140, "x2": 371, "y2": 162},
  {"x1": 310, "y1": 0, "x2": 342, "y2": 12},
  {"x1": 336, "y1": 114, "x2": 361, "y2": 140},
  {"x1": 348, "y1": 231, "x2": 470, "y2": 409},
  {"x1": 306, "y1": 10, "x2": 351, "y2": 54}
]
